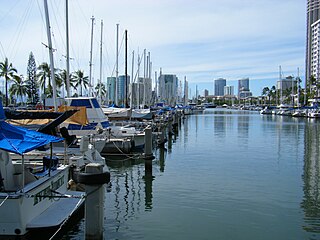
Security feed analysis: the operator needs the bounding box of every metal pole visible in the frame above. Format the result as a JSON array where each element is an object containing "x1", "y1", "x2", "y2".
[
  {"x1": 125, "y1": 30, "x2": 128, "y2": 107},
  {"x1": 115, "y1": 24, "x2": 119, "y2": 106},
  {"x1": 89, "y1": 16, "x2": 95, "y2": 96},
  {"x1": 43, "y1": 0, "x2": 58, "y2": 111},
  {"x1": 99, "y1": 20, "x2": 103, "y2": 104},
  {"x1": 65, "y1": 0, "x2": 71, "y2": 98}
]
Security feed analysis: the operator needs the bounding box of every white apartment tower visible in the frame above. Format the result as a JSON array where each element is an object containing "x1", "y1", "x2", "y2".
[
  {"x1": 311, "y1": 19, "x2": 320, "y2": 80},
  {"x1": 306, "y1": 0, "x2": 320, "y2": 83}
]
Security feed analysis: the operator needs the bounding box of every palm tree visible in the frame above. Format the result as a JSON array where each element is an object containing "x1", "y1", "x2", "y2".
[
  {"x1": 72, "y1": 70, "x2": 89, "y2": 96},
  {"x1": 9, "y1": 75, "x2": 27, "y2": 105},
  {"x1": 270, "y1": 85, "x2": 276, "y2": 105},
  {"x1": 60, "y1": 69, "x2": 75, "y2": 97},
  {"x1": 0, "y1": 57, "x2": 18, "y2": 106},
  {"x1": 37, "y1": 62, "x2": 50, "y2": 103},
  {"x1": 37, "y1": 62, "x2": 62, "y2": 100},
  {"x1": 95, "y1": 82, "x2": 107, "y2": 98},
  {"x1": 261, "y1": 87, "x2": 270, "y2": 105}
]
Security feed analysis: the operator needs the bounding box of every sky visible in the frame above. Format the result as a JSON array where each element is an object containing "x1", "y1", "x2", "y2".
[{"x1": 0, "y1": 0, "x2": 306, "y2": 97}]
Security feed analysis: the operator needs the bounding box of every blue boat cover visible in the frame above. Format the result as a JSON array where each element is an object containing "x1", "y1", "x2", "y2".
[{"x1": 0, "y1": 100, "x2": 63, "y2": 155}]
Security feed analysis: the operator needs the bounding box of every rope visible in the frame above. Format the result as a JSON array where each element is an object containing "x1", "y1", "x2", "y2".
[
  {"x1": 107, "y1": 139, "x2": 142, "y2": 161},
  {"x1": 0, "y1": 195, "x2": 9, "y2": 207}
]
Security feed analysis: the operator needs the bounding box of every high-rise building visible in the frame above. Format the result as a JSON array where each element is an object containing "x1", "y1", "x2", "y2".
[
  {"x1": 306, "y1": 0, "x2": 320, "y2": 84},
  {"x1": 277, "y1": 76, "x2": 297, "y2": 92},
  {"x1": 214, "y1": 78, "x2": 226, "y2": 96},
  {"x1": 224, "y1": 85, "x2": 234, "y2": 96},
  {"x1": 158, "y1": 73, "x2": 178, "y2": 106},
  {"x1": 204, "y1": 89, "x2": 209, "y2": 97},
  {"x1": 311, "y1": 19, "x2": 320, "y2": 80},
  {"x1": 238, "y1": 78, "x2": 250, "y2": 97},
  {"x1": 118, "y1": 75, "x2": 130, "y2": 106},
  {"x1": 183, "y1": 76, "x2": 188, "y2": 105},
  {"x1": 238, "y1": 78, "x2": 252, "y2": 99}
]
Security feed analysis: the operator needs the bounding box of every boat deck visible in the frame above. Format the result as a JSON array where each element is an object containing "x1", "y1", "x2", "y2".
[{"x1": 26, "y1": 190, "x2": 84, "y2": 229}]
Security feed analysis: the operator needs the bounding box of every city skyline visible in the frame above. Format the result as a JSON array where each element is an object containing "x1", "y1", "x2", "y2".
[{"x1": 0, "y1": 0, "x2": 305, "y2": 97}]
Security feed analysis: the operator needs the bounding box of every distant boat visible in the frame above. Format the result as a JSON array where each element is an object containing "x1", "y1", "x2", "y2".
[{"x1": 203, "y1": 103, "x2": 216, "y2": 108}]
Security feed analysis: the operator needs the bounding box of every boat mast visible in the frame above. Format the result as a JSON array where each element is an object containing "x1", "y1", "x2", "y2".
[
  {"x1": 99, "y1": 20, "x2": 103, "y2": 104},
  {"x1": 115, "y1": 23, "x2": 119, "y2": 106},
  {"x1": 130, "y1": 50, "x2": 134, "y2": 108},
  {"x1": 279, "y1": 65, "x2": 282, "y2": 105},
  {"x1": 89, "y1": 16, "x2": 95, "y2": 96},
  {"x1": 65, "y1": 0, "x2": 71, "y2": 98},
  {"x1": 125, "y1": 29, "x2": 128, "y2": 107},
  {"x1": 297, "y1": 67, "x2": 300, "y2": 107},
  {"x1": 143, "y1": 49, "x2": 146, "y2": 107},
  {"x1": 137, "y1": 51, "x2": 140, "y2": 109},
  {"x1": 43, "y1": 0, "x2": 58, "y2": 111}
]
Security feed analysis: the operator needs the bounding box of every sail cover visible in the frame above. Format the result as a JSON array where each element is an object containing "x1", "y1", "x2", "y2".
[{"x1": 0, "y1": 101, "x2": 63, "y2": 155}]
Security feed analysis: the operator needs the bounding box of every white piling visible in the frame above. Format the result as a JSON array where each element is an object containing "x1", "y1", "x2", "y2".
[{"x1": 84, "y1": 163, "x2": 104, "y2": 240}]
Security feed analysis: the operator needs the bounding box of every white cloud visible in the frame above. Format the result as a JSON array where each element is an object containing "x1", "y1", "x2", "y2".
[{"x1": 0, "y1": 0, "x2": 306, "y2": 96}]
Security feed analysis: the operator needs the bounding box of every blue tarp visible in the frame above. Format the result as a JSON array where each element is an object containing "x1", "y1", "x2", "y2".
[{"x1": 0, "y1": 100, "x2": 63, "y2": 155}]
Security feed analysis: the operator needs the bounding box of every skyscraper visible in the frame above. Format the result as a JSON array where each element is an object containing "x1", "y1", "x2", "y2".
[
  {"x1": 306, "y1": 0, "x2": 320, "y2": 83},
  {"x1": 214, "y1": 78, "x2": 226, "y2": 96},
  {"x1": 238, "y1": 78, "x2": 249, "y2": 97},
  {"x1": 158, "y1": 74, "x2": 178, "y2": 106}
]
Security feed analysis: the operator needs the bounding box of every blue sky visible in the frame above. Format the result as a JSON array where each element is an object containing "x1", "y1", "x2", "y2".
[{"x1": 0, "y1": 0, "x2": 306, "y2": 97}]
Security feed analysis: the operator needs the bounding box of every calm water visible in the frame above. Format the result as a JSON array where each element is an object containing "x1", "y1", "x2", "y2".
[{"x1": 64, "y1": 109, "x2": 320, "y2": 240}]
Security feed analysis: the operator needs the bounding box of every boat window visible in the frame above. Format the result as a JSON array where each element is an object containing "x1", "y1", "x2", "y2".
[
  {"x1": 91, "y1": 99, "x2": 101, "y2": 108},
  {"x1": 70, "y1": 99, "x2": 92, "y2": 108}
]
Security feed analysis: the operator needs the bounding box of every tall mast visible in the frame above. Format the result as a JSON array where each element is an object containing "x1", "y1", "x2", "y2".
[
  {"x1": 65, "y1": 0, "x2": 71, "y2": 98},
  {"x1": 43, "y1": 0, "x2": 58, "y2": 110},
  {"x1": 137, "y1": 51, "x2": 140, "y2": 108},
  {"x1": 143, "y1": 49, "x2": 146, "y2": 107},
  {"x1": 115, "y1": 23, "x2": 119, "y2": 106},
  {"x1": 279, "y1": 65, "x2": 282, "y2": 105},
  {"x1": 155, "y1": 71, "x2": 157, "y2": 103},
  {"x1": 130, "y1": 50, "x2": 134, "y2": 108},
  {"x1": 125, "y1": 29, "x2": 128, "y2": 107},
  {"x1": 99, "y1": 20, "x2": 103, "y2": 104},
  {"x1": 297, "y1": 67, "x2": 300, "y2": 107},
  {"x1": 89, "y1": 16, "x2": 95, "y2": 96}
]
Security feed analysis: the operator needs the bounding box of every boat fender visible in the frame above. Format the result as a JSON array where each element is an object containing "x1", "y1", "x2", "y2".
[{"x1": 74, "y1": 171, "x2": 110, "y2": 185}]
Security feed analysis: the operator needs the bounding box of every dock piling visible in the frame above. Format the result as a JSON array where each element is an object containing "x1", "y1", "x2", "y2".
[{"x1": 75, "y1": 163, "x2": 110, "y2": 240}]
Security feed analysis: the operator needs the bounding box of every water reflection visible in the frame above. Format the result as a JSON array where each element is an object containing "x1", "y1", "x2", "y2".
[
  {"x1": 143, "y1": 160, "x2": 154, "y2": 211},
  {"x1": 301, "y1": 123, "x2": 320, "y2": 234},
  {"x1": 106, "y1": 159, "x2": 145, "y2": 234}
]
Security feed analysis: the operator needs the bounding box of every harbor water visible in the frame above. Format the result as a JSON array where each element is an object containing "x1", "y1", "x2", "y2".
[{"x1": 63, "y1": 109, "x2": 320, "y2": 240}]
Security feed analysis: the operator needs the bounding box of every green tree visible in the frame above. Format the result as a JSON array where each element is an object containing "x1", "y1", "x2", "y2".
[
  {"x1": 72, "y1": 70, "x2": 89, "y2": 96},
  {"x1": 37, "y1": 62, "x2": 62, "y2": 101},
  {"x1": 270, "y1": 85, "x2": 276, "y2": 105},
  {"x1": 261, "y1": 87, "x2": 270, "y2": 105},
  {"x1": 60, "y1": 69, "x2": 75, "y2": 97},
  {"x1": 9, "y1": 75, "x2": 27, "y2": 105},
  {"x1": 26, "y1": 52, "x2": 39, "y2": 105},
  {"x1": 95, "y1": 82, "x2": 107, "y2": 98},
  {"x1": 0, "y1": 57, "x2": 18, "y2": 106}
]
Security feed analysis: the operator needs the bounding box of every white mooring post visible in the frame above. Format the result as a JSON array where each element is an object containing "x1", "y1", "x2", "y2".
[{"x1": 83, "y1": 163, "x2": 106, "y2": 240}]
